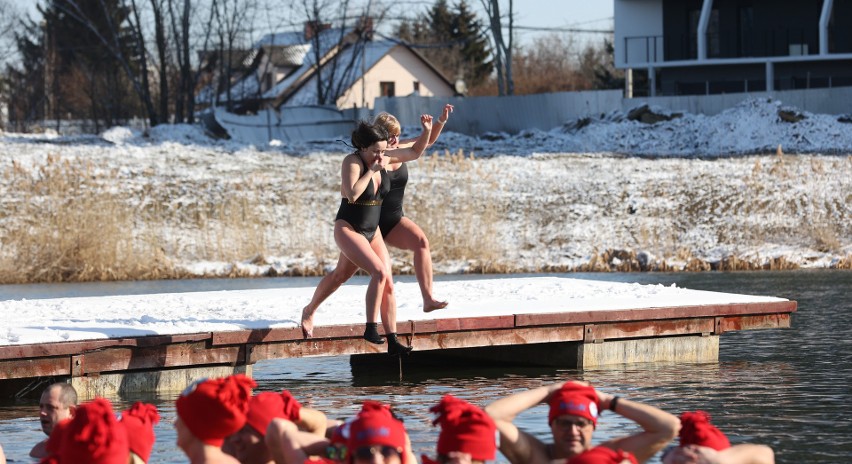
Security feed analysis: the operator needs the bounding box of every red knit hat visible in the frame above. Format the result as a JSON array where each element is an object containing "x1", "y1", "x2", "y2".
[
  {"x1": 567, "y1": 446, "x2": 638, "y2": 464},
  {"x1": 429, "y1": 395, "x2": 496, "y2": 461},
  {"x1": 348, "y1": 401, "x2": 407, "y2": 464},
  {"x1": 39, "y1": 418, "x2": 72, "y2": 464},
  {"x1": 57, "y1": 398, "x2": 129, "y2": 464},
  {"x1": 245, "y1": 390, "x2": 303, "y2": 436},
  {"x1": 548, "y1": 382, "x2": 601, "y2": 426},
  {"x1": 679, "y1": 411, "x2": 731, "y2": 451},
  {"x1": 176, "y1": 374, "x2": 257, "y2": 447},
  {"x1": 121, "y1": 402, "x2": 160, "y2": 463}
]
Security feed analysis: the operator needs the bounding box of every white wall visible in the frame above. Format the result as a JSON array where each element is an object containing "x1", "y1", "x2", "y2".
[
  {"x1": 615, "y1": 0, "x2": 664, "y2": 68},
  {"x1": 337, "y1": 46, "x2": 454, "y2": 109}
]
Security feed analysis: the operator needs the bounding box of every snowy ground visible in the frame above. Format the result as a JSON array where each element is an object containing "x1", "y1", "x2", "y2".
[{"x1": 0, "y1": 97, "x2": 850, "y2": 282}]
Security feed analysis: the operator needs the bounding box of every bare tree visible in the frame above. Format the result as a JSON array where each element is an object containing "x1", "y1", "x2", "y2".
[
  {"x1": 0, "y1": 0, "x2": 22, "y2": 66},
  {"x1": 480, "y1": 0, "x2": 513, "y2": 95},
  {"x1": 297, "y1": 0, "x2": 376, "y2": 107},
  {"x1": 209, "y1": 0, "x2": 258, "y2": 110}
]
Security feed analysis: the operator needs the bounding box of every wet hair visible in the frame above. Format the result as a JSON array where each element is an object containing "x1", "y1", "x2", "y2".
[
  {"x1": 373, "y1": 112, "x2": 401, "y2": 137},
  {"x1": 350, "y1": 121, "x2": 389, "y2": 150}
]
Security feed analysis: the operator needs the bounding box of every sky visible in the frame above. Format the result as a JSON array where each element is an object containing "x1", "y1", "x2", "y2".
[
  {"x1": 10, "y1": 0, "x2": 615, "y2": 44},
  {"x1": 0, "y1": 276, "x2": 785, "y2": 346}
]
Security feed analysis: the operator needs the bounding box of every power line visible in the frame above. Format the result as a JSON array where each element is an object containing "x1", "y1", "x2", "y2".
[{"x1": 510, "y1": 25, "x2": 612, "y2": 34}]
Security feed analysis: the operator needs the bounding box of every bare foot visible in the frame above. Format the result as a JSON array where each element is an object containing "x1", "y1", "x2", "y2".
[
  {"x1": 423, "y1": 300, "x2": 448, "y2": 313},
  {"x1": 300, "y1": 307, "x2": 314, "y2": 338}
]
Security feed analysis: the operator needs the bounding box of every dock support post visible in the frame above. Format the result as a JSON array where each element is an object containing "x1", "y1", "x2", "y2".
[{"x1": 576, "y1": 335, "x2": 719, "y2": 368}]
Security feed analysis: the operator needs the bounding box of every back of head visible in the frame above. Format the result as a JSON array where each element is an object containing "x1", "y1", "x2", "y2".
[
  {"x1": 56, "y1": 398, "x2": 130, "y2": 464},
  {"x1": 679, "y1": 411, "x2": 730, "y2": 451},
  {"x1": 245, "y1": 390, "x2": 303, "y2": 437},
  {"x1": 373, "y1": 113, "x2": 401, "y2": 136},
  {"x1": 176, "y1": 374, "x2": 257, "y2": 447},
  {"x1": 567, "y1": 446, "x2": 638, "y2": 464},
  {"x1": 121, "y1": 402, "x2": 160, "y2": 463},
  {"x1": 429, "y1": 395, "x2": 496, "y2": 461},
  {"x1": 351, "y1": 121, "x2": 389, "y2": 150}
]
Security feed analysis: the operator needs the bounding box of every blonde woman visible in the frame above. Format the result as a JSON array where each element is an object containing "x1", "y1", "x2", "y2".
[{"x1": 302, "y1": 105, "x2": 453, "y2": 340}]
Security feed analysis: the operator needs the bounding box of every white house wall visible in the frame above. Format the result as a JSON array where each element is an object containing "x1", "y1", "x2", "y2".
[
  {"x1": 615, "y1": 0, "x2": 664, "y2": 68},
  {"x1": 337, "y1": 46, "x2": 453, "y2": 109}
]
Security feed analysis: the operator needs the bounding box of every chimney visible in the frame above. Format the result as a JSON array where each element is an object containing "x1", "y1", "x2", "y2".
[{"x1": 304, "y1": 20, "x2": 331, "y2": 40}]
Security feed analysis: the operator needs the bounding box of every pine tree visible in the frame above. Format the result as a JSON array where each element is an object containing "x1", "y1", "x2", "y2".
[
  {"x1": 41, "y1": 0, "x2": 142, "y2": 128},
  {"x1": 396, "y1": 0, "x2": 493, "y2": 92}
]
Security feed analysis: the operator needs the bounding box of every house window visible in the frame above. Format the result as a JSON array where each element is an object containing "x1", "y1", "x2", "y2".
[
  {"x1": 413, "y1": 81, "x2": 420, "y2": 94},
  {"x1": 380, "y1": 81, "x2": 396, "y2": 97}
]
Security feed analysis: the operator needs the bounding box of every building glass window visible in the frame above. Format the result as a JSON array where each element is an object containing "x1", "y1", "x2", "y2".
[
  {"x1": 413, "y1": 81, "x2": 420, "y2": 94},
  {"x1": 380, "y1": 81, "x2": 396, "y2": 97}
]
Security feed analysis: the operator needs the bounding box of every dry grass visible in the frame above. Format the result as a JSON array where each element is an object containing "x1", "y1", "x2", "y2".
[
  {"x1": 1, "y1": 149, "x2": 850, "y2": 284},
  {"x1": 0, "y1": 155, "x2": 175, "y2": 283}
]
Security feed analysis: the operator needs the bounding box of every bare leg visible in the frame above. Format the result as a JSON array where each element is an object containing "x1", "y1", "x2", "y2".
[
  {"x1": 385, "y1": 217, "x2": 447, "y2": 312},
  {"x1": 301, "y1": 253, "x2": 358, "y2": 338},
  {"x1": 374, "y1": 234, "x2": 412, "y2": 355},
  {"x1": 334, "y1": 222, "x2": 390, "y2": 339}
]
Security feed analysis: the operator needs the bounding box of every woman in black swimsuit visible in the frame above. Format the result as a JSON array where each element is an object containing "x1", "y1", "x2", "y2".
[
  {"x1": 301, "y1": 106, "x2": 452, "y2": 340},
  {"x1": 330, "y1": 118, "x2": 432, "y2": 355}
]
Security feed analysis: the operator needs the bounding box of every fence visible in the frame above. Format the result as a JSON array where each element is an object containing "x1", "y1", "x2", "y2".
[{"x1": 364, "y1": 86, "x2": 852, "y2": 135}]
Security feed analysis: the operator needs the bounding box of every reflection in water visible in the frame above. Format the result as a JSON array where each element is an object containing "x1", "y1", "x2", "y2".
[{"x1": 0, "y1": 270, "x2": 850, "y2": 463}]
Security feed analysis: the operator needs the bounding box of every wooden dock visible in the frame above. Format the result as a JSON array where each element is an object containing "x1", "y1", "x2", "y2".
[{"x1": 0, "y1": 300, "x2": 795, "y2": 398}]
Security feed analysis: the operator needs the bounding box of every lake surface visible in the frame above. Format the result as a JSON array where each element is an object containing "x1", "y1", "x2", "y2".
[{"x1": 1, "y1": 270, "x2": 850, "y2": 463}]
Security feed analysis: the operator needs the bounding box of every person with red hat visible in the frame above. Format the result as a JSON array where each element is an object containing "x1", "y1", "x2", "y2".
[
  {"x1": 568, "y1": 446, "x2": 638, "y2": 464},
  {"x1": 661, "y1": 411, "x2": 774, "y2": 464},
  {"x1": 226, "y1": 389, "x2": 329, "y2": 464},
  {"x1": 175, "y1": 374, "x2": 257, "y2": 464},
  {"x1": 346, "y1": 401, "x2": 415, "y2": 464},
  {"x1": 484, "y1": 380, "x2": 680, "y2": 464},
  {"x1": 120, "y1": 402, "x2": 160, "y2": 464},
  {"x1": 266, "y1": 401, "x2": 416, "y2": 464},
  {"x1": 41, "y1": 397, "x2": 130, "y2": 464},
  {"x1": 265, "y1": 417, "x2": 348, "y2": 464},
  {"x1": 422, "y1": 395, "x2": 497, "y2": 464}
]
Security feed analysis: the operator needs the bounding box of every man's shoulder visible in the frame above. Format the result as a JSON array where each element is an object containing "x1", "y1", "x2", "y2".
[{"x1": 30, "y1": 438, "x2": 48, "y2": 458}]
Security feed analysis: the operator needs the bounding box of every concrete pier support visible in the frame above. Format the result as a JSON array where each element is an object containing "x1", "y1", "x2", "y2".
[
  {"x1": 70, "y1": 365, "x2": 252, "y2": 400},
  {"x1": 577, "y1": 335, "x2": 719, "y2": 368}
]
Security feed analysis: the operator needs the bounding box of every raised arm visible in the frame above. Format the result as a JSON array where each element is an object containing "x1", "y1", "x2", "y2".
[
  {"x1": 387, "y1": 114, "x2": 432, "y2": 163},
  {"x1": 428, "y1": 103, "x2": 454, "y2": 145},
  {"x1": 296, "y1": 407, "x2": 328, "y2": 437},
  {"x1": 485, "y1": 382, "x2": 563, "y2": 464},
  {"x1": 266, "y1": 418, "x2": 330, "y2": 464},
  {"x1": 663, "y1": 444, "x2": 775, "y2": 464},
  {"x1": 398, "y1": 104, "x2": 454, "y2": 148},
  {"x1": 597, "y1": 392, "x2": 681, "y2": 463}
]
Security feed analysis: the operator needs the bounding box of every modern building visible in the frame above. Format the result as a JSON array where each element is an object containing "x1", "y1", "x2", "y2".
[{"x1": 614, "y1": 0, "x2": 852, "y2": 96}]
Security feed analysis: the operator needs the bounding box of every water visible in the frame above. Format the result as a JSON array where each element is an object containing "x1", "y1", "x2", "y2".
[{"x1": 1, "y1": 270, "x2": 850, "y2": 463}]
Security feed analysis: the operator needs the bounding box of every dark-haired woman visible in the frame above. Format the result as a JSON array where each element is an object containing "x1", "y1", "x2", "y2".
[{"x1": 329, "y1": 116, "x2": 432, "y2": 355}]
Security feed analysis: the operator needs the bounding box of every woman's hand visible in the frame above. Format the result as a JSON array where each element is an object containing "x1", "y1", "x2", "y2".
[
  {"x1": 439, "y1": 103, "x2": 454, "y2": 124},
  {"x1": 420, "y1": 114, "x2": 433, "y2": 132}
]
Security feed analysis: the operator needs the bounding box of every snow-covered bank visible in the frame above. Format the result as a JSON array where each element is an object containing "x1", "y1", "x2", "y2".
[{"x1": 0, "y1": 98, "x2": 850, "y2": 282}]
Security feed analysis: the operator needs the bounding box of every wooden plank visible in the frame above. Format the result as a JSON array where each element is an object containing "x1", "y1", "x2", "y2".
[
  {"x1": 719, "y1": 314, "x2": 791, "y2": 333},
  {"x1": 248, "y1": 326, "x2": 584, "y2": 362},
  {"x1": 515, "y1": 301, "x2": 796, "y2": 327},
  {"x1": 0, "y1": 357, "x2": 70, "y2": 379},
  {"x1": 70, "y1": 342, "x2": 244, "y2": 375},
  {"x1": 212, "y1": 328, "x2": 304, "y2": 345},
  {"x1": 586, "y1": 318, "x2": 715, "y2": 341},
  {"x1": 0, "y1": 333, "x2": 212, "y2": 361}
]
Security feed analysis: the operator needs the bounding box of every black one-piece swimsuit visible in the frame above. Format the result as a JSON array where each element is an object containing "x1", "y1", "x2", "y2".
[
  {"x1": 335, "y1": 156, "x2": 390, "y2": 242},
  {"x1": 378, "y1": 162, "x2": 408, "y2": 238}
]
